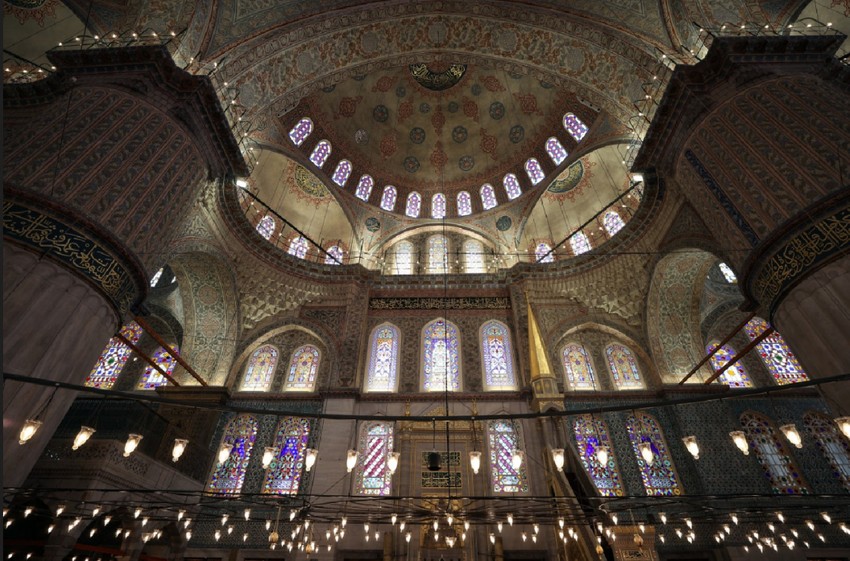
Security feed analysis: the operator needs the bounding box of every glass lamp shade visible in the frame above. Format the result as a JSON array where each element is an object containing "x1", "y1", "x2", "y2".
[
  {"x1": 262, "y1": 446, "x2": 276, "y2": 469},
  {"x1": 638, "y1": 442, "x2": 654, "y2": 465},
  {"x1": 469, "y1": 451, "x2": 482, "y2": 474},
  {"x1": 551, "y1": 448, "x2": 565, "y2": 470},
  {"x1": 387, "y1": 451, "x2": 400, "y2": 474},
  {"x1": 19, "y1": 419, "x2": 42, "y2": 445},
  {"x1": 123, "y1": 434, "x2": 143, "y2": 457},
  {"x1": 780, "y1": 424, "x2": 803, "y2": 448},
  {"x1": 730, "y1": 431, "x2": 749, "y2": 455},
  {"x1": 511, "y1": 450, "x2": 524, "y2": 470},
  {"x1": 596, "y1": 445, "x2": 609, "y2": 466},
  {"x1": 682, "y1": 435, "x2": 700, "y2": 459},
  {"x1": 172, "y1": 439, "x2": 188, "y2": 462},
  {"x1": 834, "y1": 417, "x2": 850, "y2": 439},
  {"x1": 346, "y1": 449, "x2": 358, "y2": 472},
  {"x1": 218, "y1": 442, "x2": 234, "y2": 463},
  {"x1": 72, "y1": 426, "x2": 96, "y2": 450},
  {"x1": 305, "y1": 448, "x2": 319, "y2": 472}
]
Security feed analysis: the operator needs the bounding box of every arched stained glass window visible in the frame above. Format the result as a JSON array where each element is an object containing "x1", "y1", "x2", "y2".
[
  {"x1": 803, "y1": 412, "x2": 850, "y2": 491},
  {"x1": 288, "y1": 236, "x2": 309, "y2": 259},
  {"x1": 137, "y1": 345, "x2": 180, "y2": 390},
  {"x1": 406, "y1": 192, "x2": 421, "y2": 217},
  {"x1": 288, "y1": 117, "x2": 313, "y2": 146},
  {"x1": 422, "y1": 318, "x2": 461, "y2": 392},
  {"x1": 85, "y1": 322, "x2": 143, "y2": 389},
  {"x1": 355, "y1": 422, "x2": 394, "y2": 496},
  {"x1": 464, "y1": 239, "x2": 485, "y2": 274},
  {"x1": 256, "y1": 215, "x2": 276, "y2": 240},
  {"x1": 457, "y1": 191, "x2": 472, "y2": 216},
  {"x1": 546, "y1": 137, "x2": 568, "y2": 165},
  {"x1": 394, "y1": 241, "x2": 415, "y2": 275},
  {"x1": 283, "y1": 345, "x2": 320, "y2": 392},
  {"x1": 741, "y1": 412, "x2": 809, "y2": 494},
  {"x1": 365, "y1": 324, "x2": 400, "y2": 392},
  {"x1": 534, "y1": 242, "x2": 554, "y2": 263},
  {"x1": 150, "y1": 268, "x2": 164, "y2": 287},
  {"x1": 525, "y1": 158, "x2": 545, "y2": 185},
  {"x1": 432, "y1": 193, "x2": 447, "y2": 219},
  {"x1": 563, "y1": 113, "x2": 588, "y2": 141},
  {"x1": 309, "y1": 140, "x2": 331, "y2": 168},
  {"x1": 240, "y1": 344, "x2": 279, "y2": 392},
  {"x1": 325, "y1": 245, "x2": 344, "y2": 265},
  {"x1": 503, "y1": 174, "x2": 522, "y2": 200},
  {"x1": 480, "y1": 184, "x2": 497, "y2": 210},
  {"x1": 332, "y1": 160, "x2": 352, "y2": 186},
  {"x1": 606, "y1": 343, "x2": 643, "y2": 389},
  {"x1": 262, "y1": 417, "x2": 311, "y2": 495},
  {"x1": 706, "y1": 342, "x2": 753, "y2": 388},
  {"x1": 603, "y1": 211, "x2": 625, "y2": 237},
  {"x1": 487, "y1": 420, "x2": 529, "y2": 493},
  {"x1": 626, "y1": 413, "x2": 682, "y2": 495},
  {"x1": 718, "y1": 262, "x2": 737, "y2": 283},
  {"x1": 381, "y1": 186, "x2": 397, "y2": 211},
  {"x1": 427, "y1": 235, "x2": 449, "y2": 274},
  {"x1": 355, "y1": 175, "x2": 374, "y2": 201},
  {"x1": 744, "y1": 318, "x2": 808, "y2": 385},
  {"x1": 481, "y1": 320, "x2": 516, "y2": 390},
  {"x1": 573, "y1": 415, "x2": 623, "y2": 496},
  {"x1": 206, "y1": 415, "x2": 258, "y2": 495},
  {"x1": 562, "y1": 343, "x2": 596, "y2": 390},
  {"x1": 569, "y1": 232, "x2": 592, "y2": 255}
]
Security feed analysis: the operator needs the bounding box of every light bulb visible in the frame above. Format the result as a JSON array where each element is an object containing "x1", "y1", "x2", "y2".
[
  {"x1": 364, "y1": 523, "x2": 370, "y2": 533},
  {"x1": 18, "y1": 419, "x2": 42, "y2": 444},
  {"x1": 780, "y1": 424, "x2": 803, "y2": 448},
  {"x1": 682, "y1": 436, "x2": 700, "y2": 459},
  {"x1": 638, "y1": 442, "x2": 654, "y2": 465},
  {"x1": 611, "y1": 514, "x2": 619, "y2": 525},
  {"x1": 469, "y1": 451, "x2": 482, "y2": 474},
  {"x1": 489, "y1": 533, "x2": 495, "y2": 544},
  {"x1": 305, "y1": 448, "x2": 318, "y2": 472},
  {"x1": 387, "y1": 451, "x2": 400, "y2": 474},
  {"x1": 56, "y1": 504, "x2": 66, "y2": 516},
  {"x1": 639, "y1": 523, "x2": 646, "y2": 533},
  {"x1": 400, "y1": 521, "x2": 406, "y2": 531},
  {"x1": 142, "y1": 517, "x2": 149, "y2": 527},
  {"x1": 558, "y1": 518, "x2": 564, "y2": 529},
  {"x1": 346, "y1": 449, "x2": 358, "y2": 472},
  {"x1": 506, "y1": 513, "x2": 513, "y2": 526},
  {"x1": 685, "y1": 518, "x2": 692, "y2": 529},
  {"x1": 497, "y1": 521, "x2": 503, "y2": 532},
  {"x1": 186, "y1": 530, "x2": 192, "y2": 540},
  {"x1": 675, "y1": 529, "x2": 682, "y2": 538},
  {"x1": 433, "y1": 520, "x2": 439, "y2": 531},
  {"x1": 72, "y1": 426, "x2": 96, "y2": 450},
  {"x1": 291, "y1": 510, "x2": 298, "y2": 522},
  {"x1": 341, "y1": 516, "x2": 347, "y2": 528},
  {"x1": 228, "y1": 525, "x2": 234, "y2": 535},
  {"x1": 123, "y1": 434, "x2": 143, "y2": 457},
  {"x1": 244, "y1": 508, "x2": 251, "y2": 521},
  {"x1": 172, "y1": 438, "x2": 188, "y2": 462},
  {"x1": 511, "y1": 450, "x2": 524, "y2": 470},
  {"x1": 178, "y1": 509, "x2": 185, "y2": 521},
  {"x1": 805, "y1": 520, "x2": 814, "y2": 530},
  {"x1": 730, "y1": 431, "x2": 749, "y2": 455},
  {"x1": 731, "y1": 513, "x2": 738, "y2": 525},
  {"x1": 134, "y1": 508, "x2": 142, "y2": 519},
  {"x1": 776, "y1": 512, "x2": 785, "y2": 523},
  {"x1": 405, "y1": 532, "x2": 411, "y2": 543},
  {"x1": 532, "y1": 534, "x2": 538, "y2": 543},
  {"x1": 522, "y1": 532, "x2": 528, "y2": 542},
  {"x1": 464, "y1": 520, "x2": 470, "y2": 531},
  {"x1": 215, "y1": 530, "x2": 221, "y2": 541},
  {"x1": 834, "y1": 417, "x2": 850, "y2": 439},
  {"x1": 821, "y1": 512, "x2": 831, "y2": 524},
  {"x1": 221, "y1": 514, "x2": 229, "y2": 525},
  {"x1": 659, "y1": 512, "x2": 667, "y2": 524},
  {"x1": 551, "y1": 448, "x2": 565, "y2": 470},
  {"x1": 218, "y1": 443, "x2": 234, "y2": 463},
  {"x1": 104, "y1": 515, "x2": 111, "y2": 525},
  {"x1": 447, "y1": 513, "x2": 454, "y2": 526},
  {"x1": 261, "y1": 446, "x2": 275, "y2": 469},
  {"x1": 48, "y1": 524, "x2": 55, "y2": 534},
  {"x1": 391, "y1": 514, "x2": 397, "y2": 525}
]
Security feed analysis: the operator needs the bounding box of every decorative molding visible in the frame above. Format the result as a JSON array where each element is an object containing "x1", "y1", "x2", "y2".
[{"x1": 369, "y1": 297, "x2": 510, "y2": 310}]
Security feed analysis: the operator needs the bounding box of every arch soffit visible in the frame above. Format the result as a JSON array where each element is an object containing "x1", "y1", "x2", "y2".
[{"x1": 380, "y1": 224, "x2": 499, "y2": 253}]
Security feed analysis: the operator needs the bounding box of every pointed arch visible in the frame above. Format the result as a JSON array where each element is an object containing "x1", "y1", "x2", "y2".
[
  {"x1": 309, "y1": 139, "x2": 331, "y2": 168},
  {"x1": 480, "y1": 320, "x2": 517, "y2": 390},
  {"x1": 365, "y1": 323, "x2": 401, "y2": 392},
  {"x1": 457, "y1": 191, "x2": 472, "y2": 216},
  {"x1": 561, "y1": 342, "x2": 597, "y2": 390},
  {"x1": 137, "y1": 345, "x2": 180, "y2": 390},
  {"x1": 288, "y1": 117, "x2": 313, "y2": 146},
  {"x1": 744, "y1": 318, "x2": 808, "y2": 385},
  {"x1": 569, "y1": 232, "x2": 591, "y2": 255},
  {"x1": 534, "y1": 241, "x2": 554, "y2": 263},
  {"x1": 546, "y1": 137, "x2": 568, "y2": 165},
  {"x1": 262, "y1": 417, "x2": 311, "y2": 495},
  {"x1": 84, "y1": 322, "x2": 143, "y2": 389},
  {"x1": 288, "y1": 236, "x2": 309, "y2": 259},
  {"x1": 380, "y1": 185, "x2": 397, "y2": 211},
  {"x1": 206, "y1": 415, "x2": 258, "y2": 495},
  {"x1": 256, "y1": 215, "x2": 276, "y2": 240},
  {"x1": 331, "y1": 159, "x2": 352, "y2": 186},
  {"x1": 626, "y1": 412, "x2": 682, "y2": 495},
  {"x1": 422, "y1": 318, "x2": 462, "y2": 392},
  {"x1": 603, "y1": 210, "x2": 625, "y2": 236},
  {"x1": 427, "y1": 234, "x2": 449, "y2": 274},
  {"x1": 563, "y1": 113, "x2": 588, "y2": 141},
  {"x1": 803, "y1": 411, "x2": 850, "y2": 491},
  {"x1": 354, "y1": 421, "x2": 394, "y2": 496},
  {"x1": 524, "y1": 158, "x2": 545, "y2": 184},
  {"x1": 431, "y1": 193, "x2": 447, "y2": 219},
  {"x1": 283, "y1": 344, "x2": 320, "y2": 392},
  {"x1": 239, "y1": 344, "x2": 279, "y2": 392},
  {"x1": 325, "y1": 245, "x2": 344, "y2": 265},
  {"x1": 740, "y1": 411, "x2": 810, "y2": 494},
  {"x1": 405, "y1": 192, "x2": 422, "y2": 217},
  {"x1": 393, "y1": 240, "x2": 415, "y2": 275},
  {"x1": 605, "y1": 343, "x2": 644, "y2": 389},
  {"x1": 503, "y1": 173, "x2": 522, "y2": 200},
  {"x1": 463, "y1": 239, "x2": 486, "y2": 273},
  {"x1": 487, "y1": 420, "x2": 529, "y2": 493},
  {"x1": 355, "y1": 175, "x2": 374, "y2": 201},
  {"x1": 573, "y1": 415, "x2": 624, "y2": 496},
  {"x1": 706, "y1": 342, "x2": 753, "y2": 388},
  {"x1": 480, "y1": 184, "x2": 497, "y2": 210}
]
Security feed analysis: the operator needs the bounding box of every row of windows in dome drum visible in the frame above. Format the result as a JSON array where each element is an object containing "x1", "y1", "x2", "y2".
[
  {"x1": 254, "y1": 216, "x2": 347, "y2": 265},
  {"x1": 286, "y1": 113, "x2": 588, "y2": 217}
]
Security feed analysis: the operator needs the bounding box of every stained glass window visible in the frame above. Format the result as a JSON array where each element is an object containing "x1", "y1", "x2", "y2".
[
  {"x1": 480, "y1": 184, "x2": 497, "y2": 210},
  {"x1": 740, "y1": 412, "x2": 809, "y2": 494},
  {"x1": 464, "y1": 239, "x2": 486, "y2": 274},
  {"x1": 535, "y1": 242, "x2": 554, "y2": 263},
  {"x1": 427, "y1": 235, "x2": 449, "y2": 274},
  {"x1": 481, "y1": 321, "x2": 516, "y2": 390},
  {"x1": 288, "y1": 117, "x2": 313, "y2": 146},
  {"x1": 626, "y1": 413, "x2": 682, "y2": 495},
  {"x1": 239, "y1": 344, "x2": 279, "y2": 392},
  {"x1": 355, "y1": 422, "x2": 394, "y2": 496},
  {"x1": 422, "y1": 318, "x2": 461, "y2": 392},
  {"x1": 503, "y1": 173, "x2": 522, "y2": 200},
  {"x1": 569, "y1": 232, "x2": 592, "y2": 255},
  {"x1": 206, "y1": 415, "x2": 258, "y2": 495},
  {"x1": 381, "y1": 185, "x2": 397, "y2": 211},
  {"x1": 406, "y1": 192, "x2": 421, "y2": 217},
  {"x1": 563, "y1": 113, "x2": 588, "y2": 141},
  {"x1": 309, "y1": 140, "x2": 331, "y2": 168},
  {"x1": 718, "y1": 262, "x2": 737, "y2": 283},
  {"x1": 744, "y1": 318, "x2": 808, "y2": 385},
  {"x1": 256, "y1": 215, "x2": 276, "y2": 240},
  {"x1": 355, "y1": 175, "x2": 374, "y2": 201},
  {"x1": 603, "y1": 211, "x2": 625, "y2": 237},
  {"x1": 137, "y1": 345, "x2": 180, "y2": 390},
  {"x1": 283, "y1": 345, "x2": 320, "y2": 392},
  {"x1": 487, "y1": 420, "x2": 529, "y2": 493},
  {"x1": 365, "y1": 324, "x2": 400, "y2": 392},
  {"x1": 525, "y1": 158, "x2": 545, "y2": 185},
  {"x1": 546, "y1": 137, "x2": 568, "y2": 165},
  {"x1": 706, "y1": 342, "x2": 753, "y2": 388},
  {"x1": 606, "y1": 343, "x2": 643, "y2": 389},
  {"x1": 573, "y1": 415, "x2": 623, "y2": 496},
  {"x1": 84, "y1": 322, "x2": 143, "y2": 389},
  {"x1": 562, "y1": 343, "x2": 596, "y2": 390},
  {"x1": 332, "y1": 160, "x2": 352, "y2": 187},
  {"x1": 394, "y1": 241, "x2": 415, "y2": 275},
  {"x1": 150, "y1": 268, "x2": 164, "y2": 287},
  {"x1": 262, "y1": 417, "x2": 311, "y2": 495},
  {"x1": 803, "y1": 412, "x2": 850, "y2": 491},
  {"x1": 457, "y1": 191, "x2": 472, "y2": 216},
  {"x1": 325, "y1": 245, "x2": 344, "y2": 265},
  {"x1": 432, "y1": 193, "x2": 447, "y2": 219},
  {"x1": 288, "y1": 236, "x2": 309, "y2": 259}
]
